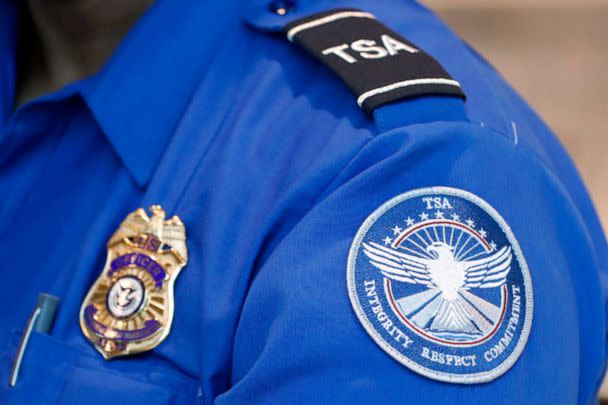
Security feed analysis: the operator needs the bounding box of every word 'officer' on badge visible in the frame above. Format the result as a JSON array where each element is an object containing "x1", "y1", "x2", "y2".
[
  {"x1": 80, "y1": 205, "x2": 187, "y2": 359},
  {"x1": 347, "y1": 187, "x2": 533, "y2": 384}
]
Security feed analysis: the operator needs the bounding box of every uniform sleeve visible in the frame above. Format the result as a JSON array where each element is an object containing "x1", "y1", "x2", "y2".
[{"x1": 217, "y1": 121, "x2": 606, "y2": 404}]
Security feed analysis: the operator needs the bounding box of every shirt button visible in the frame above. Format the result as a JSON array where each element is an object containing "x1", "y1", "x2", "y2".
[{"x1": 268, "y1": 0, "x2": 296, "y2": 15}]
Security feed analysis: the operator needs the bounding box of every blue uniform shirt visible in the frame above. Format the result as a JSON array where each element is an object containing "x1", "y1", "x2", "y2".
[{"x1": 1, "y1": 0, "x2": 606, "y2": 403}]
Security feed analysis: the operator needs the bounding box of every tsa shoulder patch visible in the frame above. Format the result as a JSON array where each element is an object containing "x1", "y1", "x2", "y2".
[
  {"x1": 347, "y1": 187, "x2": 533, "y2": 383},
  {"x1": 285, "y1": 9, "x2": 465, "y2": 113}
]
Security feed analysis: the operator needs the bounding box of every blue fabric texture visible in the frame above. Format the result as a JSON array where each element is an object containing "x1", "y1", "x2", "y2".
[{"x1": 0, "y1": 0, "x2": 606, "y2": 403}]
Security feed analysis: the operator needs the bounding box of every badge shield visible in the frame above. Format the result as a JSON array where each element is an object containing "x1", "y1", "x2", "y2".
[{"x1": 80, "y1": 205, "x2": 187, "y2": 359}]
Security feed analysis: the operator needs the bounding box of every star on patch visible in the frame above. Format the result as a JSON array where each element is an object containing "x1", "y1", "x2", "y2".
[
  {"x1": 405, "y1": 217, "x2": 415, "y2": 226},
  {"x1": 435, "y1": 211, "x2": 445, "y2": 219},
  {"x1": 451, "y1": 214, "x2": 460, "y2": 221},
  {"x1": 383, "y1": 236, "x2": 393, "y2": 246},
  {"x1": 466, "y1": 219, "x2": 475, "y2": 228},
  {"x1": 392, "y1": 225, "x2": 403, "y2": 235},
  {"x1": 479, "y1": 228, "x2": 487, "y2": 238},
  {"x1": 419, "y1": 212, "x2": 429, "y2": 221},
  {"x1": 490, "y1": 241, "x2": 497, "y2": 251}
]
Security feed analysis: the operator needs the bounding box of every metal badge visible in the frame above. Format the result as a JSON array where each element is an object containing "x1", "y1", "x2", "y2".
[{"x1": 80, "y1": 205, "x2": 188, "y2": 359}]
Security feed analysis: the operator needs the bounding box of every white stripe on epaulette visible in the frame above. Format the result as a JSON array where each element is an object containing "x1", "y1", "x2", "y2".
[
  {"x1": 357, "y1": 78, "x2": 462, "y2": 107},
  {"x1": 287, "y1": 11, "x2": 375, "y2": 41}
]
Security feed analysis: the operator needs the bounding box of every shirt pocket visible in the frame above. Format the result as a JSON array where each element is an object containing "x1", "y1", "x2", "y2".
[{"x1": 4, "y1": 330, "x2": 199, "y2": 405}]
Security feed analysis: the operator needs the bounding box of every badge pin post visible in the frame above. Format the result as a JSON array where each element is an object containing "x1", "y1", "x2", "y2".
[{"x1": 79, "y1": 205, "x2": 188, "y2": 359}]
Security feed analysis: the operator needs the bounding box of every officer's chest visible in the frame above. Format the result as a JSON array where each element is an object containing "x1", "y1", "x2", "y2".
[{"x1": 0, "y1": 38, "x2": 375, "y2": 403}]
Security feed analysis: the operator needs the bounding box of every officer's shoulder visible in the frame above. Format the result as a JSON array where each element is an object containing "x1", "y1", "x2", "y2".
[
  {"x1": 244, "y1": 1, "x2": 471, "y2": 131},
  {"x1": 240, "y1": 0, "x2": 557, "y2": 163}
]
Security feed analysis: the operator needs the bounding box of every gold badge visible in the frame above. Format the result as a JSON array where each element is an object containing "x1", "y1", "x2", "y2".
[{"x1": 79, "y1": 205, "x2": 187, "y2": 359}]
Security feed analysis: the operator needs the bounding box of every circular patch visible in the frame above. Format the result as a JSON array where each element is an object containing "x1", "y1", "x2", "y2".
[
  {"x1": 106, "y1": 276, "x2": 146, "y2": 319},
  {"x1": 347, "y1": 187, "x2": 533, "y2": 384}
]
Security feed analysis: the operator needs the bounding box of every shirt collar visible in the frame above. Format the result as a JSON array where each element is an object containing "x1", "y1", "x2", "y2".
[{"x1": 82, "y1": 0, "x2": 240, "y2": 187}]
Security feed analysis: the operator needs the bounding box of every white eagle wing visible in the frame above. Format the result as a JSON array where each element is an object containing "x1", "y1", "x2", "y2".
[
  {"x1": 463, "y1": 246, "x2": 512, "y2": 289},
  {"x1": 362, "y1": 242, "x2": 435, "y2": 287}
]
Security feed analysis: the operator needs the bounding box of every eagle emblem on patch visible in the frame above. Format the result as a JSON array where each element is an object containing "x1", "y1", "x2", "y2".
[
  {"x1": 80, "y1": 205, "x2": 187, "y2": 359},
  {"x1": 347, "y1": 187, "x2": 533, "y2": 383}
]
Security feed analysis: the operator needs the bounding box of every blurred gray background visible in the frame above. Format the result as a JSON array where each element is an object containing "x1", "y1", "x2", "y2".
[{"x1": 422, "y1": 0, "x2": 608, "y2": 396}]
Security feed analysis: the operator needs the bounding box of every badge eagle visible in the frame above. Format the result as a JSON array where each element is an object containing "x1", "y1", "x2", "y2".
[{"x1": 80, "y1": 205, "x2": 187, "y2": 359}]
